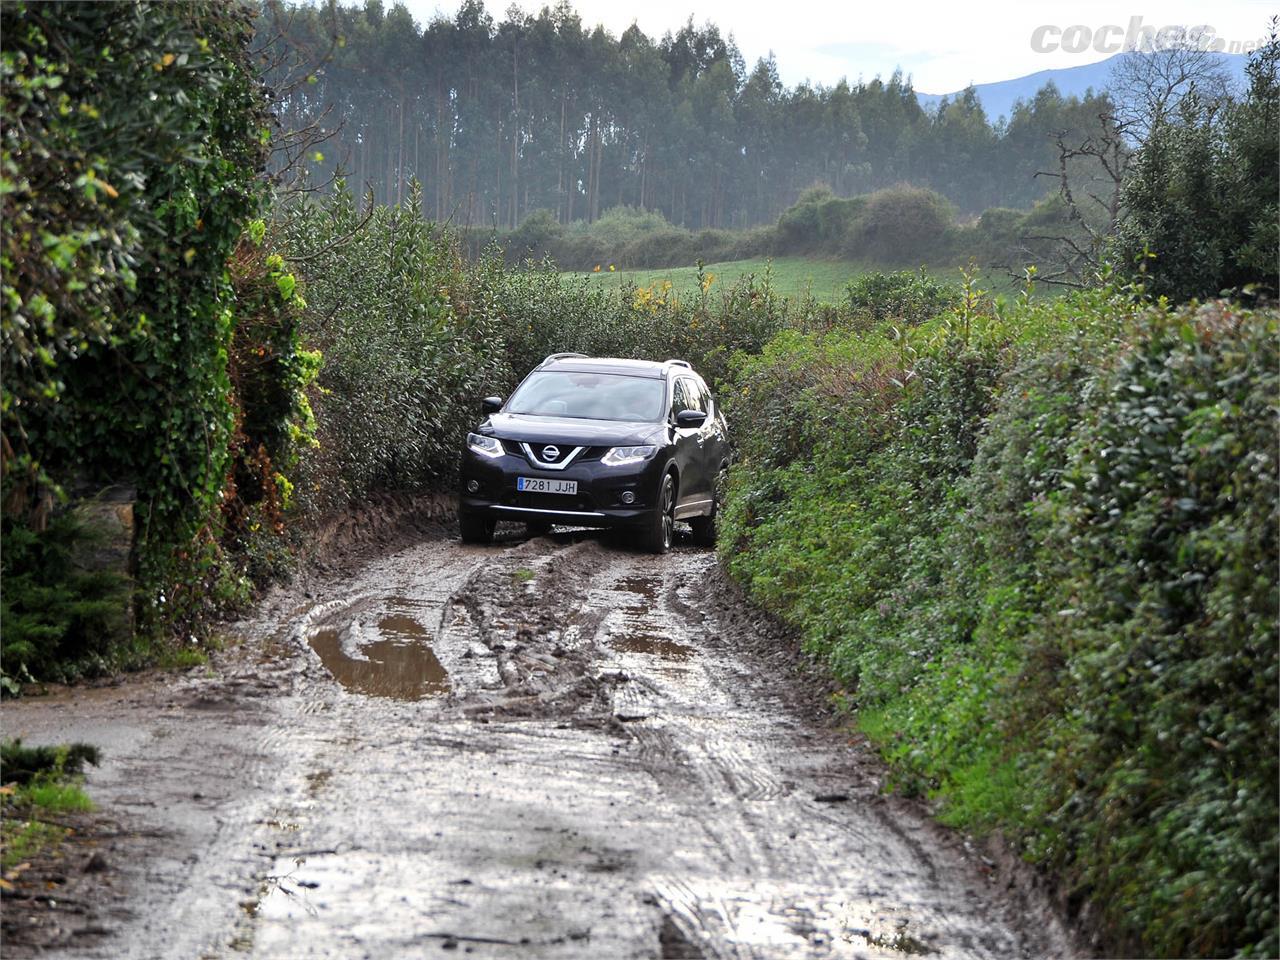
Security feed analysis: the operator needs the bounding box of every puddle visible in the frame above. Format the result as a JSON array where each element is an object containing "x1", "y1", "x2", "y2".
[
  {"x1": 616, "y1": 575, "x2": 660, "y2": 602},
  {"x1": 601, "y1": 575, "x2": 696, "y2": 661},
  {"x1": 308, "y1": 611, "x2": 450, "y2": 700},
  {"x1": 611, "y1": 632, "x2": 696, "y2": 661}
]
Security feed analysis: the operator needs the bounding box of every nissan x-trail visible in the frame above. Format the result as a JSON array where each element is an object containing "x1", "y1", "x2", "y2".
[{"x1": 459, "y1": 354, "x2": 729, "y2": 553}]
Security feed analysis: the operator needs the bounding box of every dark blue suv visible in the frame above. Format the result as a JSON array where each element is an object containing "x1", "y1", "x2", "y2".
[{"x1": 459, "y1": 354, "x2": 730, "y2": 553}]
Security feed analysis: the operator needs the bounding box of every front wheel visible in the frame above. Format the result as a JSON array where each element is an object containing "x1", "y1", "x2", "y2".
[
  {"x1": 638, "y1": 473, "x2": 676, "y2": 554},
  {"x1": 459, "y1": 511, "x2": 495, "y2": 544}
]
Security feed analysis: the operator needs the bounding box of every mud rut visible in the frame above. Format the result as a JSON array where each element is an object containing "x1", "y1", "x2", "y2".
[{"x1": 2, "y1": 529, "x2": 1074, "y2": 959}]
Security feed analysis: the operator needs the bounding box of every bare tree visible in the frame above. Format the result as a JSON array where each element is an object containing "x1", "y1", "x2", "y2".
[
  {"x1": 253, "y1": 0, "x2": 347, "y2": 197},
  {"x1": 1009, "y1": 32, "x2": 1236, "y2": 288},
  {"x1": 1108, "y1": 28, "x2": 1235, "y2": 144},
  {"x1": 1008, "y1": 108, "x2": 1131, "y2": 289}
]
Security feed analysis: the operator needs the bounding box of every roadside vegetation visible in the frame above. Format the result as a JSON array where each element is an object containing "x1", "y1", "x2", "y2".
[
  {"x1": 1, "y1": 741, "x2": 99, "y2": 878},
  {"x1": 2, "y1": 3, "x2": 1276, "y2": 957},
  {"x1": 718, "y1": 284, "x2": 1278, "y2": 958},
  {"x1": 2, "y1": 1, "x2": 312, "y2": 684}
]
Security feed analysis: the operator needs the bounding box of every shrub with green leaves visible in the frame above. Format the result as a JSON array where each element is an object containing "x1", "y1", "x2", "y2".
[
  {"x1": 1029, "y1": 301, "x2": 1279, "y2": 957},
  {"x1": 280, "y1": 184, "x2": 510, "y2": 510},
  {"x1": 1, "y1": 513, "x2": 132, "y2": 689},
  {"x1": 495, "y1": 258, "x2": 793, "y2": 392},
  {"x1": 849, "y1": 184, "x2": 955, "y2": 262},
  {"x1": 719, "y1": 289, "x2": 1279, "y2": 958},
  {"x1": 845, "y1": 269, "x2": 962, "y2": 325}
]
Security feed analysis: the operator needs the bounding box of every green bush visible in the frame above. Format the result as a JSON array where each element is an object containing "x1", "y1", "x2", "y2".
[
  {"x1": 495, "y1": 259, "x2": 793, "y2": 392},
  {"x1": 775, "y1": 185, "x2": 867, "y2": 253},
  {"x1": 565, "y1": 204, "x2": 672, "y2": 249},
  {"x1": 617, "y1": 227, "x2": 699, "y2": 269},
  {"x1": 850, "y1": 184, "x2": 955, "y2": 262},
  {"x1": 1, "y1": 513, "x2": 132, "y2": 688},
  {"x1": 719, "y1": 289, "x2": 1279, "y2": 958},
  {"x1": 221, "y1": 228, "x2": 320, "y2": 582},
  {"x1": 967, "y1": 207, "x2": 1027, "y2": 266},
  {"x1": 845, "y1": 269, "x2": 962, "y2": 325},
  {"x1": 1030, "y1": 302, "x2": 1279, "y2": 957},
  {"x1": 280, "y1": 184, "x2": 510, "y2": 509},
  {"x1": 488, "y1": 205, "x2": 779, "y2": 271},
  {"x1": 505, "y1": 209, "x2": 563, "y2": 261}
]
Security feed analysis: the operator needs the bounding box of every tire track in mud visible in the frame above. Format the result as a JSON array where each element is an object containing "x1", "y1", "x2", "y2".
[
  {"x1": 451, "y1": 539, "x2": 1064, "y2": 960},
  {"x1": 2, "y1": 529, "x2": 1076, "y2": 959}
]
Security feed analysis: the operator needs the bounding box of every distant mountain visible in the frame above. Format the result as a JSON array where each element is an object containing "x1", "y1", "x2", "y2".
[{"x1": 916, "y1": 52, "x2": 1251, "y2": 121}]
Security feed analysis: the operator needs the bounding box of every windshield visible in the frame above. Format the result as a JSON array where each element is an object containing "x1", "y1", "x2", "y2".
[{"x1": 506, "y1": 371, "x2": 665, "y2": 423}]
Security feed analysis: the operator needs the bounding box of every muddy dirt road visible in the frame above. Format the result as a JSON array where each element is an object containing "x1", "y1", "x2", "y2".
[{"x1": 3, "y1": 528, "x2": 1075, "y2": 959}]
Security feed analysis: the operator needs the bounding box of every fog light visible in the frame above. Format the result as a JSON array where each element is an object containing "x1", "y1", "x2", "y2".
[
  {"x1": 466, "y1": 480, "x2": 480, "y2": 493},
  {"x1": 620, "y1": 491, "x2": 635, "y2": 504}
]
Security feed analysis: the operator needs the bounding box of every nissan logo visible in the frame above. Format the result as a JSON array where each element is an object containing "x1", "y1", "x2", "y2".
[{"x1": 542, "y1": 445, "x2": 560, "y2": 461}]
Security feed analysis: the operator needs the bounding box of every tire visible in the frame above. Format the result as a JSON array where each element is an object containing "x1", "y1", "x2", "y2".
[
  {"x1": 689, "y1": 467, "x2": 726, "y2": 548},
  {"x1": 459, "y1": 511, "x2": 495, "y2": 544},
  {"x1": 638, "y1": 473, "x2": 676, "y2": 554},
  {"x1": 526, "y1": 520, "x2": 552, "y2": 537}
]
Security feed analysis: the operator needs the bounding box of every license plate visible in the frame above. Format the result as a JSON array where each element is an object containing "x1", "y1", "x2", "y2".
[{"x1": 517, "y1": 477, "x2": 577, "y2": 495}]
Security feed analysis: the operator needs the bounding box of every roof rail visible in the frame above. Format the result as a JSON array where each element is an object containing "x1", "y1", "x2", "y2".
[
  {"x1": 540, "y1": 352, "x2": 589, "y2": 367},
  {"x1": 665, "y1": 359, "x2": 692, "y2": 369}
]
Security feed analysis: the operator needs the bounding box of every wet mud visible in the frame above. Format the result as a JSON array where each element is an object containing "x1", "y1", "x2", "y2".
[
  {"x1": 308, "y1": 606, "x2": 451, "y2": 700},
  {"x1": 1, "y1": 526, "x2": 1079, "y2": 959}
]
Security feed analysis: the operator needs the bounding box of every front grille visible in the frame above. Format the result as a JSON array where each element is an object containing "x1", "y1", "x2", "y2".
[{"x1": 502, "y1": 441, "x2": 604, "y2": 468}]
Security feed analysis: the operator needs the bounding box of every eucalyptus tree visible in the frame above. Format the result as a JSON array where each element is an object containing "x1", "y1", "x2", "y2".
[{"x1": 258, "y1": 0, "x2": 1120, "y2": 230}]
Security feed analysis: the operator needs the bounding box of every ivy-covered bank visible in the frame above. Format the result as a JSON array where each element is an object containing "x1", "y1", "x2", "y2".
[
  {"x1": 1, "y1": 2, "x2": 314, "y2": 684},
  {"x1": 717, "y1": 289, "x2": 1279, "y2": 958}
]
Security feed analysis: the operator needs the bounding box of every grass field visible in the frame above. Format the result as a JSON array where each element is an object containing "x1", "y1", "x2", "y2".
[{"x1": 572, "y1": 257, "x2": 1024, "y2": 303}]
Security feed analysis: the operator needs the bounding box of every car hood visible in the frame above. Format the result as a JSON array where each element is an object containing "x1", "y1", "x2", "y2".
[{"x1": 483, "y1": 413, "x2": 663, "y2": 447}]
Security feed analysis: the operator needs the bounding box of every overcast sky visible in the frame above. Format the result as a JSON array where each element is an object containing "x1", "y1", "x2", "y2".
[{"x1": 385, "y1": 0, "x2": 1274, "y2": 92}]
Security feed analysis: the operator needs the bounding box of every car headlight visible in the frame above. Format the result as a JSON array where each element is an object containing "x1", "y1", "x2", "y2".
[
  {"x1": 467, "y1": 433, "x2": 504, "y2": 458},
  {"x1": 601, "y1": 445, "x2": 657, "y2": 466}
]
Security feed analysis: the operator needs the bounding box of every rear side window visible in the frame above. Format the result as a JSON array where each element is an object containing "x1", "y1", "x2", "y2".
[
  {"x1": 670, "y1": 378, "x2": 696, "y2": 418},
  {"x1": 687, "y1": 379, "x2": 710, "y2": 413},
  {"x1": 673, "y1": 377, "x2": 709, "y2": 415}
]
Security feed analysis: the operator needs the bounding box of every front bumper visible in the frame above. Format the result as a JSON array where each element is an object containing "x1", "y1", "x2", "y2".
[{"x1": 459, "y1": 445, "x2": 665, "y2": 528}]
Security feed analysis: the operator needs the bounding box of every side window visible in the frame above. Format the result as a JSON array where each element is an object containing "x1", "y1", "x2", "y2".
[
  {"x1": 669, "y1": 378, "x2": 692, "y2": 419},
  {"x1": 689, "y1": 379, "x2": 711, "y2": 414}
]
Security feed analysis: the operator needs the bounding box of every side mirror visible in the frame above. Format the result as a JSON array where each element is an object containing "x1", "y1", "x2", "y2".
[
  {"x1": 675, "y1": 409, "x2": 707, "y2": 428},
  {"x1": 481, "y1": 396, "x2": 503, "y2": 414}
]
